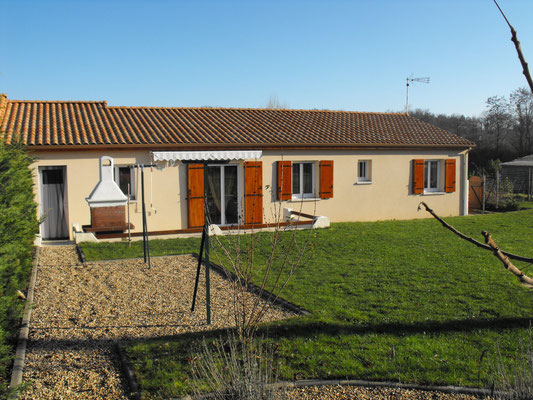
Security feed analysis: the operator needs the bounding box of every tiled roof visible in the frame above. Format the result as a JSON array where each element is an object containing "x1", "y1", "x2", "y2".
[{"x1": 0, "y1": 94, "x2": 474, "y2": 149}]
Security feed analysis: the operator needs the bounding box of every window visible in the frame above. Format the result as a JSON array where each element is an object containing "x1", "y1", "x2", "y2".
[
  {"x1": 277, "y1": 160, "x2": 333, "y2": 200},
  {"x1": 424, "y1": 160, "x2": 441, "y2": 192},
  {"x1": 292, "y1": 162, "x2": 315, "y2": 198},
  {"x1": 413, "y1": 159, "x2": 455, "y2": 195},
  {"x1": 357, "y1": 160, "x2": 371, "y2": 183},
  {"x1": 115, "y1": 166, "x2": 135, "y2": 200}
]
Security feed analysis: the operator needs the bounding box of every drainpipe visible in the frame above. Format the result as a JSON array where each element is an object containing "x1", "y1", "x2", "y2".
[{"x1": 461, "y1": 151, "x2": 469, "y2": 216}]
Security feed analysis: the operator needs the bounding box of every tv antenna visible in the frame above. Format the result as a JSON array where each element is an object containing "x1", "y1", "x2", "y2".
[{"x1": 405, "y1": 76, "x2": 430, "y2": 113}]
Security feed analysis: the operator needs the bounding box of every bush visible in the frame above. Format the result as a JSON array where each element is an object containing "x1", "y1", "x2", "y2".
[
  {"x1": 485, "y1": 200, "x2": 521, "y2": 212},
  {"x1": 0, "y1": 142, "x2": 38, "y2": 396},
  {"x1": 188, "y1": 332, "x2": 279, "y2": 400}
]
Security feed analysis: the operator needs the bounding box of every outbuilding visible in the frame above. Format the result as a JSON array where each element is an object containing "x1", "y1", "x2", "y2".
[{"x1": 501, "y1": 154, "x2": 533, "y2": 197}]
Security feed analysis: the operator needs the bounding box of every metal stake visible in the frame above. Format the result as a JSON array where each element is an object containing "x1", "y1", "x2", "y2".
[
  {"x1": 141, "y1": 166, "x2": 151, "y2": 268},
  {"x1": 127, "y1": 182, "x2": 131, "y2": 246},
  {"x1": 189, "y1": 162, "x2": 211, "y2": 324},
  {"x1": 191, "y1": 229, "x2": 206, "y2": 312},
  {"x1": 204, "y1": 163, "x2": 211, "y2": 324}
]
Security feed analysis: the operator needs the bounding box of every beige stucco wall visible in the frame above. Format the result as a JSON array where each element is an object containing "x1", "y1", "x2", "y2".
[
  {"x1": 31, "y1": 148, "x2": 468, "y2": 240},
  {"x1": 261, "y1": 149, "x2": 468, "y2": 223}
]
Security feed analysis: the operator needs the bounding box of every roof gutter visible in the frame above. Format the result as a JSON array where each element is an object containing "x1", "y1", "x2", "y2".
[{"x1": 26, "y1": 142, "x2": 475, "y2": 152}]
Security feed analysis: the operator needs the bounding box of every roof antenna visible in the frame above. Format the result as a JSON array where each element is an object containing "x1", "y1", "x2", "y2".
[{"x1": 405, "y1": 76, "x2": 430, "y2": 113}]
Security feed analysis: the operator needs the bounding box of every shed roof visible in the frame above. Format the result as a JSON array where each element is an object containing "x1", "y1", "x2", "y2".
[
  {"x1": 0, "y1": 94, "x2": 474, "y2": 150},
  {"x1": 502, "y1": 154, "x2": 533, "y2": 167}
]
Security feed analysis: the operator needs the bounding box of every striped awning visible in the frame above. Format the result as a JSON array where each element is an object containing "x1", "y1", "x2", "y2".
[{"x1": 151, "y1": 150, "x2": 262, "y2": 162}]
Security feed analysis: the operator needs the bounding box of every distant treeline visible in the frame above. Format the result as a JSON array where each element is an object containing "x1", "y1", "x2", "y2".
[{"x1": 409, "y1": 87, "x2": 533, "y2": 174}]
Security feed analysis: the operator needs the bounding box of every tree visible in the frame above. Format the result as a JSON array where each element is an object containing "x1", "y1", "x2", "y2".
[
  {"x1": 484, "y1": 96, "x2": 512, "y2": 156},
  {"x1": 510, "y1": 87, "x2": 533, "y2": 156},
  {"x1": 265, "y1": 95, "x2": 288, "y2": 109}
]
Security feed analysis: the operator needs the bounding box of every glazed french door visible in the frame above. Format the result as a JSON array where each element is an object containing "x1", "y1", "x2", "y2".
[{"x1": 206, "y1": 164, "x2": 239, "y2": 225}]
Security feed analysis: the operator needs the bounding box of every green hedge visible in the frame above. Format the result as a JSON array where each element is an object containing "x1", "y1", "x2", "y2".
[{"x1": 0, "y1": 142, "x2": 38, "y2": 396}]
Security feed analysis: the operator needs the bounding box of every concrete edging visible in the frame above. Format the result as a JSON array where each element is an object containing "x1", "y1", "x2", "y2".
[
  {"x1": 285, "y1": 379, "x2": 493, "y2": 397},
  {"x1": 114, "y1": 341, "x2": 142, "y2": 400},
  {"x1": 81, "y1": 250, "x2": 493, "y2": 399},
  {"x1": 8, "y1": 247, "x2": 40, "y2": 399},
  {"x1": 176, "y1": 379, "x2": 493, "y2": 400},
  {"x1": 177, "y1": 379, "x2": 493, "y2": 400},
  {"x1": 191, "y1": 252, "x2": 310, "y2": 317},
  {"x1": 75, "y1": 243, "x2": 87, "y2": 266},
  {"x1": 76, "y1": 246, "x2": 310, "y2": 317}
]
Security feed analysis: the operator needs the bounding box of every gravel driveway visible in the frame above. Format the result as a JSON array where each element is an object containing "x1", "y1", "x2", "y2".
[{"x1": 21, "y1": 245, "x2": 294, "y2": 399}]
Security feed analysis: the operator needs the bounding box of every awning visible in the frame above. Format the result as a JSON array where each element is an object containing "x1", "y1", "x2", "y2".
[{"x1": 151, "y1": 150, "x2": 262, "y2": 162}]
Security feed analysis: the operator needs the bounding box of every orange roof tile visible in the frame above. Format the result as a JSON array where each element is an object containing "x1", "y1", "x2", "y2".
[{"x1": 0, "y1": 94, "x2": 474, "y2": 149}]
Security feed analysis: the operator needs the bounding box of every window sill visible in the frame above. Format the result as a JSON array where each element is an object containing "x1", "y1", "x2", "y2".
[
  {"x1": 289, "y1": 197, "x2": 321, "y2": 202},
  {"x1": 422, "y1": 191, "x2": 446, "y2": 196},
  {"x1": 356, "y1": 181, "x2": 372, "y2": 185}
]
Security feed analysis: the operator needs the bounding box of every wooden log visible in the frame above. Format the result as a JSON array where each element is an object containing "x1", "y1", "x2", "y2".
[
  {"x1": 482, "y1": 231, "x2": 533, "y2": 287},
  {"x1": 418, "y1": 201, "x2": 533, "y2": 263}
]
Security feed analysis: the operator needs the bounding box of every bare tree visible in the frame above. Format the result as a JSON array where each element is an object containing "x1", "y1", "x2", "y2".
[
  {"x1": 266, "y1": 95, "x2": 289, "y2": 109},
  {"x1": 209, "y1": 197, "x2": 315, "y2": 341},
  {"x1": 484, "y1": 96, "x2": 512, "y2": 153},
  {"x1": 510, "y1": 88, "x2": 533, "y2": 156}
]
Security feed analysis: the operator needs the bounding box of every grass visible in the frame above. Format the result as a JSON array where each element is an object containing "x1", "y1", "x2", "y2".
[
  {"x1": 81, "y1": 235, "x2": 200, "y2": 261},
  {"x1": 81, "y1": 206, "x2": 533, "y2": 398}
]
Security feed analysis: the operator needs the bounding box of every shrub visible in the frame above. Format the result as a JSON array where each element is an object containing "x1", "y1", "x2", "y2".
[
  {"x1": 188, "y1": 332, "x2": 279, "y2": 400},
  {"x1": 0, "y1": 142, "x2": 38, "y2": 396}
]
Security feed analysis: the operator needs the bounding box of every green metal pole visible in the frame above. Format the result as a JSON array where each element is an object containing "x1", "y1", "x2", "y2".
[
  {"x1": 205, "y1": 225, "x2": 211, "y2": 325},
  {"x1": 191, "y1": 229, "x2": 205, "y2": 312},
  {"x1": 204, "y1": 163, "x2": 211, "y2": 325}
]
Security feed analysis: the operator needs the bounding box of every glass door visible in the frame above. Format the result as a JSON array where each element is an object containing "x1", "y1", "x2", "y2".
[
  {"x1": 206, "y1": 164, "x2": 239, "y2": 225},
  {"x1": 40, "y1": 166, "x2": 69, "y2": 239}
]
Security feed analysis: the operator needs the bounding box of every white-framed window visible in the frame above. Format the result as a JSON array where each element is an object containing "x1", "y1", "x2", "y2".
[
  {"x1": 424, "y1": 160, "x2": 441, "y2": 192},
  {"x1": 292, "y1": 162, "x2": 315, "y2": 199},
  {"x1": 115, "y1": 166, "x2": 136, "y2": 200},
  {"x1": 357, "y1": 160, "x2": 372, "y2": 183}
]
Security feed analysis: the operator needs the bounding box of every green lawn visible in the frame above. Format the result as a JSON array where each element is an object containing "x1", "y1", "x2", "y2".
[{"x1": 81, "y1": 207, "x2": 533, "y2": 398}]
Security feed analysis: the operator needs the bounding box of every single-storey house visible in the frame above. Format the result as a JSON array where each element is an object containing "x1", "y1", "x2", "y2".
[{"x1": 0, "y1": 94, "x2": 474, "y2": 241}]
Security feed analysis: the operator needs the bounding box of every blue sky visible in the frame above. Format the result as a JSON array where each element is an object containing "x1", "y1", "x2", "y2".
[{"x1": 2, "y1": 0, "x2": 532, "y2": 116}]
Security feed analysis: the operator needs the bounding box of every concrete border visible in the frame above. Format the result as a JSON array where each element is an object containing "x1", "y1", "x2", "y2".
[
  {"x1": 285, "y1": 379, "x2": 493, "y2": 397},
  {"x1": 77, "y1": 247, "x2": 310, "y2": 317},
  {"x1": 86, "y1": 250, "x2": 493, "y2": 399},
  {"x1": 177, "y1": 379, "x2": 493, "y2": 400},
  {"x1": 114, "y1": 341, "x2": 142, "y2": 400},
  {"x1": 75, "y1": 243, "x2": 87, "y2": 266},
  {"x1": 8, "y1": 247, "x2": 40, "y2": 399},
  {"x1": 193, "y1": 254, "x2": 310, "y2": 317}
]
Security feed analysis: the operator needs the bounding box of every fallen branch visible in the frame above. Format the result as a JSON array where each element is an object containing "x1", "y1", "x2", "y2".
[
  {"x1": 418, "y1": 202, "x2": 533, "y2": 263},
  {"x1": 482, "y1": 231, "x2": 533, "y2": 287}
]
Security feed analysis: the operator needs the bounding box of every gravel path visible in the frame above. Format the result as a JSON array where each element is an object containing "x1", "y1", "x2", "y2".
[
  {"x1": 280, "y1": 385, "x2": 490, "y2": 400},
  {"x1": 22, "y1": 246, "x2": 294, "y2": 399}
]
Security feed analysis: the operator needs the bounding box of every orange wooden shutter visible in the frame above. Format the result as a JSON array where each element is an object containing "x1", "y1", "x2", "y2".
[
  {"x1": 319, "y1": 160, "x2": 334, "y2": 199},
  {"x1": 244, "y1": 161, "x2": 263, "y2": 225},
  {"x1": 445, "y1": 159, "x2": 456, "y2": 193},
  {"x1": 277, "y1": 161, "x2": 292, "y2": 200},
  {"x1": 187, "y1": 163, "x2": 205, "y2": 228},
  {"x1": 412, "y1": 159, "x2": 425, "y2": 194}
]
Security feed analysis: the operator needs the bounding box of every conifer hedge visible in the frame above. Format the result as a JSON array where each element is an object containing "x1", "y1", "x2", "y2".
[{"x1": 0, "y1": 142, "x2": 38, "y2": 395}]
